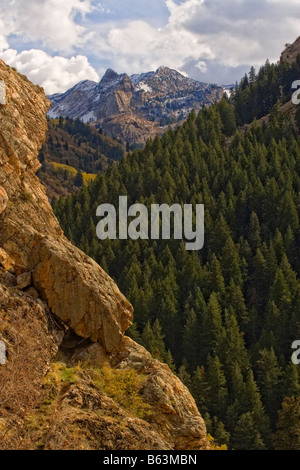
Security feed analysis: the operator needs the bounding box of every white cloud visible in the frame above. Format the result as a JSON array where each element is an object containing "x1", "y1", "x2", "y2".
[
  {"x1": 1, "y1": 0, "x2": 300, "y2": 90},
  {"x1": 0, "y1": 0, "x2": 99, "y2": 93},
  {"x1": 196, "y1": 61, "x2": 207, "y2": 73},
  {"x1": 0, "y1": 0, "x2": 93, "y2": 53},
  {"x1": 0, "y1": 34, "x2": 8, "y2": 52},
  {"x1": 162, "y1": 0, "x2": 300, "y2": 67},
  {"x1": 94, "y1": 0, "x2": 300, "y2": 83},
  {"x1": 0, "y1": 18, "x2": 10, "y2": 51},
  {"x1": 0, "y1": 49, "x2": 99, "y2": 94},
  {"x1": 103, "y1": 18, "x2": 212, "y2": 75}
]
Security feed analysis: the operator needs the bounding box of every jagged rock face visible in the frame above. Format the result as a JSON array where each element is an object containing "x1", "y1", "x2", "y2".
[
  {"x1": 48, "y1": 66, "x2": 224, "y2": 146},
  {"x1": 280, "y1": 36, "x2": 300, "y2": 65},
  {"x1": 0, "y1": 60, "x2": 209, "y2": 450},
  {"x1": 111, "y1": 338, "x2": 209, "y2": 451},
  {"x1": 0, "y1": 59, "x2": 133, "y2": 351},
  {"x1": 0, "y1": 283, "x2": 63, "y2": 449},
  {"x1": 0, "y1": 187, "x2": 7, "y2": 214}
]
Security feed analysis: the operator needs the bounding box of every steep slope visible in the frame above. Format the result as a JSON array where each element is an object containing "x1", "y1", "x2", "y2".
[
  {"x1": 233, "y1": 35, "x2": 300, "y2": 127},
  {"x1": 280, "y1": 36, "x2": 300, "y2": 65},
  {"x1": 53, "y1": 39, "x2": 300, "y2": 450},
  {"x1": 48, "y1": 66, "x2": 224, "y2": 146},
  {"x1": 0, "y1": 60, "x2": 209, "y2": 450},
  {"x1": 37, "y1": 117, "x2": 125, "y2": 200}
]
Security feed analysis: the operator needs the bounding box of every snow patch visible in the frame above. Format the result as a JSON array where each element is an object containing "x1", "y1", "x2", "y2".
[
  {"x1": 135, "y1": 81, "x2": 153, "y2": 93},
  {"x1": 81, "y1": 111, "x2": 97, "y2": 123},
  {"x1": 223, "y1": 85, "x2": 234, "y2": 97},
  {"x1": 131, "y1": 71, "x2": 155, "y2": 86},
  {"x1": 73, "y1": 80, "x2": 97, "y2": 92},
  {"x1": 47, "y1": 108, "x2": 59, "y2": 119}
]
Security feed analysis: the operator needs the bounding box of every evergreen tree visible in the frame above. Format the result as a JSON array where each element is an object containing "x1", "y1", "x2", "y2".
[
  {"x1": 202, "y1": 293, "x2": 223, "y2": 360},
  {"x1": 218, "y1": 308, "x2": 250, "y2": 378},
  {"x1": 206, "y1": 356, "x2": 228, "y2": 421},
  {"x1": 256, "y1": 348, "x2": 282, "y2": 426},
  {"x1": 210, "y1": 416, "x2": 230, "y2": 448},
  {"x1": 243, "y1": 370, "x2": 272, "y2": 448},
  {"x1": 274, "y1": 397, "x2": 300, "y2": 450},
  {"x1": 53, "y1": 59, "x2": 300, "y2": 448},
  {"x1": 191, "y1": 366, "x2": 210, "y2": 415},
  {"x1": 182, "y1": 309, "x2": 200, "y2": 370},
  {"x1": 74, "y1": 169, "x2": 84, "y2": 187},
  {"x1": 232, "y1": 413, "x2": 266, "y2": 450},
  {"x1": 282, "y1": 362, "x2": 300, "y2": 398}
]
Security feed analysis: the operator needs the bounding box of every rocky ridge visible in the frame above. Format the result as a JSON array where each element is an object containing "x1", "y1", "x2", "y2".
[
  {"x1": 280, "y1": 36, "x2": 300, "y2": 65},
  {"x1": 0, "y1": 60, "x2": 210, "y2": 450},
  {"x1": 48, "y1": 66, "x2": 224, "y2": 146}
]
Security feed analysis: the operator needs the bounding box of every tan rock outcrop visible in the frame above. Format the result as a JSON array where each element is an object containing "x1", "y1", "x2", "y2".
[
  {"x1": 280, "y1": 36, "x2": 300, "y2": 65},
  {"x1": 0, "y1": 60, "x2": 209, "y2": 450},
  {"x1": 112, "y1": 338, "x2": 209, "y2": 451},
  {"x1": 0, "y1": 59, "x2": 133, "y2": 351},
  {"x1": 0, "y1": 284, "x2": 62, "y2": 449},
  {"x1": 0, "y1": 187, "x2": 7, "y2": 214}
]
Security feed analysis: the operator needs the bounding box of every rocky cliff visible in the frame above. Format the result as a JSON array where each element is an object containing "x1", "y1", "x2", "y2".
[
  {"x1": 48, "y1": 66, "x2": 224, "y2": 147},
  {"x1": 280, "y1": 36, "x2": 300, "y2": 65},
  {"x1": 0, "y1": 60, "x2": 210, "y2": 450}
]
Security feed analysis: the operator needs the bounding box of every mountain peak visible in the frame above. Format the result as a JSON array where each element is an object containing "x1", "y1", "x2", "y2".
[
  {"x1": 156, "y1": 65, "x2": 174, "y2": 74},
  {"x1": 100, "y1": 68, "x2": 120, "y2": 85},
  {"x1": 280, "y1": 36, "x2": 300, "y2": 65},
  {"x1": 48, "y1": 65, "x2": 224, "y2": 145},
  {"x1": 155, "y1": 66, "x2": 185, "y2": 78}
]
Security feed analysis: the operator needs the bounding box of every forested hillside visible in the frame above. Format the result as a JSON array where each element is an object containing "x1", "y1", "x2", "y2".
[
  {"x1": 38, "y1": 117, "x2": 125, "y2": 199},
  {"x1": 53, "y1": 64, "x2": 300, "y2": 449},
  {"x1": 233, "y1": 54, "x2": 300, "y2": 126}
]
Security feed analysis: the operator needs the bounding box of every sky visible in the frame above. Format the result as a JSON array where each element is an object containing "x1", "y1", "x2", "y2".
[{"x1": 0, "y1": 0, "x2": 300, "y2": 94}]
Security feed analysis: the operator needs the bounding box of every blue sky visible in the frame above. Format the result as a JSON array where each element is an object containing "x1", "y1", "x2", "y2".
[{"x1": 0, "y1": 0, "x2": 299, "y2": 94}]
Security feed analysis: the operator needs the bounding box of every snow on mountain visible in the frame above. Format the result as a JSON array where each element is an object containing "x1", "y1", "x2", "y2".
[{"x1": 48, "y1": 66, "x2": 224, "y2": 146}]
